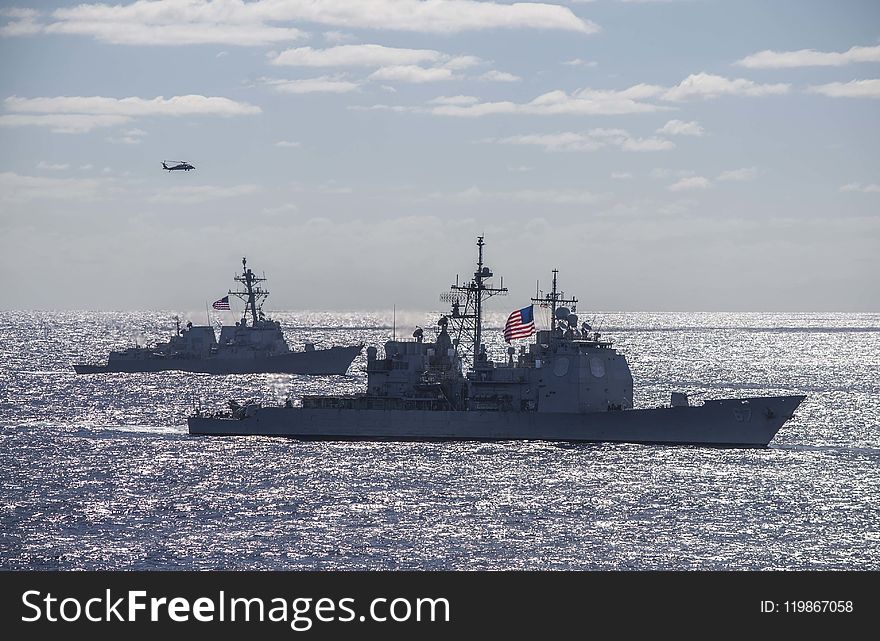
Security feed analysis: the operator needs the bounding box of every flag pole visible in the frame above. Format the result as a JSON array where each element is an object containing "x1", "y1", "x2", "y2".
[{"x1": 206, "y1": 301, "x2": 210, "y2": 325}]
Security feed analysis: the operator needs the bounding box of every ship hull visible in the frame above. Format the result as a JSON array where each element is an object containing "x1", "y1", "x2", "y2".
[
  {"x1": 74, "y1": 345, "x2": 362, "y2": 375},
  {"x1": 187, "y1": 395, "x2": 806, "y2": 447}
]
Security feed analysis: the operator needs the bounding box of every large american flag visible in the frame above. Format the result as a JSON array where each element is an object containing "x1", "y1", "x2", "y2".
[
  {"x1": 504, "y1": 305, "x2": 536, "y2": 343},
  {"x1": 212, "y1": 295, "x2": 230, "y2": 310}
]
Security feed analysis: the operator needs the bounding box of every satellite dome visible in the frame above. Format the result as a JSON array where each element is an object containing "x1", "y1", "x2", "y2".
[
  {"x1": 555, "y1": 307, "x2": 570, "y2": 320},
  {"x1": 568, "y1": 313, "x2": 578, "y2": 327}
]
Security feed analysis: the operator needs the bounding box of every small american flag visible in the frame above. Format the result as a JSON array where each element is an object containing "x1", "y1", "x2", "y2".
[
  {"x1": 504, "y1": 305, "x2": 536, "y2": 343},
  {"x1": 212, "y1": 296, "x2": 230, "y2": 310}
]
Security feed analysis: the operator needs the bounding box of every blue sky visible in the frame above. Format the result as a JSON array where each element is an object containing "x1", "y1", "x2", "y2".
[{"x1": 1, "y1": 0, "x2": 878, "y2": 312}]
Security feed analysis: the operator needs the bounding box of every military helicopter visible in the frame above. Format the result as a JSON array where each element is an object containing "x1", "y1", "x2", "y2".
[{"x1": 162, "y1": 160, "x2": 195, "y2": 171}]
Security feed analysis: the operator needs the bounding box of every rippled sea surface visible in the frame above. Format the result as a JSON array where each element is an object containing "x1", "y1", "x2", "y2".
[{"x1": 1, "y1": 311, "x2": 878, "y2": 570}]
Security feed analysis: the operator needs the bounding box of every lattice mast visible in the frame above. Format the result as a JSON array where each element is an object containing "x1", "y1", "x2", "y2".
[
  {"x1": 228, "y1": 257, "x2": 269, "y2": 326},
  {"x1": 532, "y1": 269, "x2": 578, "y2": 328},
  {"x1": 440, "y1": 236, "x2": 507, "y2": 366}
]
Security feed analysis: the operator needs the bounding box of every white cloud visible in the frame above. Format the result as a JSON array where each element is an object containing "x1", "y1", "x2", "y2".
[
  {"x1": 562, "y1": 58, "x2": 597, "y2": 67},
  {"x1": 347, "y1": 103, "x2": 415, "y2": 113},
  {"x1": 369, "y1": 65, "x2": 454, "y2": 83},
  {"x1": 808, "y1": 79, "x2": 880, "y2": 98},
  {"x1": 611, "y1": 172, "x2": 632, "y2": 179},
  {"x1": 590, "y1": 127, "x2": 674, "y2": 151},
  {"x1": 275, "y1": 140, "x2": 301, "y2": 148},
  {"x1": 271, "y1": 44, "x2": 444, "y2": 68},
  {"x1": 261, "y1": 202, "x2": 299, "y2": 216},
  {"x1": 444, "y1": 55, "x2": 483, "y2": 70},
  {"x1": 44, "y1": 19, "x2": 306, "y2": 47},
  {"x1": 651, "y1": 168, "x2": 694, "y2": 179},
  {"x1": 216, "y1": 50, "x2": 228, "y2": 58},
  {"x1": 32, "y1": 0, "x2": 596, "y2": 43},
  {"x1": 271, "y1": 45, "x2": 493, "y2": 84},
  {"x1": 431, "y1": 85, "x2": 667, "y2": 117},
  {"x1": 840, "y1": 183, "x2": 880, "y2": 193},
  {"x1": 428, "y1": 95, "x2": 480, "y2": 106},
  {"x1": 434, "y1": 186, "x2": 604, "y2": 205},
  {"x1": 262, "y1": 76, "x2": 360, "y2": 94},
  {"x1": 736, "y1": 45, "x2": 880, "y2": 68},
  {"x1": 620, "y1": 137, "x2": 674, "y2": 151},
  {"x1": 107, "y1": 127, "x2": 148, "y2": 144},
  {"x1": 656, "y1": 119, "x2": 704, "y2": 136},
  {"x1": 1, "y1": 95, "x2": 258, "y2": 133},
  {"x1": 526, "y1": 85, "x2": 668, "y2": 114},
  {"x1": 36, "y1": 161, "x2": 69, "y2": 171},
  {"x1": 662, "y1": 72, "x2": 789, "y2": 101},
  {"x1": 425, "y1": 73, "x2": 787, "y2": 118},
  {"x1": 657, "y1": 198, "x2": 699, "y2": 216},
  {"x1": 1, "y1": 8, "x2": 40, "y2": 19},
  {"x1": 0, "y1": 171, "x2": 108, "y2": 202},
  {"x1": 717, "y1": 167, "x2": 757, "y2": 182},
  {"x1": 322, "y1": 31, "x2": 354, "y2": 44},
  {"x1": 148, "y1": 184, "x2": 260, "y2": 204},
  {"x1": 491, "y1": 128, "x2": 673, "y2": 152},
  {"x1": 657, "y1": 168, "x2": 756, "y2": 190},
  {"x1": 0, "y1": 9, "x2": 40, "y2": 35},
  {"x1": 590, "y1": 127, "x2": 673, "y2": 151},
  {"x1": 0, "y1": 113, "x2": 131, "y2": 133},
  {"x1": 495, "y1": 132, "x2": 604, "y2": 152},
  {"x1": 0, "y1": 18, "x2": 42, "y2": 36},
  {"x1": 5, "y1": 94, "x2": 261, "y2": 116},
  {"x1": 107, "y1": 135, "x2": 141, "y2": 144},
  {"x1": 478, "y1": 70, "x2": 521, "y2": 82},
  {"x1": 79, "y1": 164, "x2": 93, "y2": 170},
  {"x1": 668, "y1": 176, "x2": 710, "y2": 191},
  {"x1": 508, "y1": 189, "x2": 603, "y2": 204}
]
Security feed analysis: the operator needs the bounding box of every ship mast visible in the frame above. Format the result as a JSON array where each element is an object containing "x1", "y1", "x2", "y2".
[
  {"x1": 532, "y1": 269, "x2": 578, "y2": 330},
  {"x1": 441, "y1": 236, "x2": 507, "y2": 366},
  {"x1": 228, "y1": 257, "x2": 269, "y2": 326}
]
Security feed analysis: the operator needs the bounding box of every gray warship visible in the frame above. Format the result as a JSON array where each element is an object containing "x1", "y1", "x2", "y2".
[
  {"x1": 75, "y1": 258, "x2": 362, "y2": 375},
  {"x1": 188, "y1": 238, "x2": 805, "y2": 447}
]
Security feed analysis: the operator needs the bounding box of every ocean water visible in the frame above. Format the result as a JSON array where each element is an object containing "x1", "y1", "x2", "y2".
[{"x1": 1, "y1": 311, "x2": 878, "y2": 570}]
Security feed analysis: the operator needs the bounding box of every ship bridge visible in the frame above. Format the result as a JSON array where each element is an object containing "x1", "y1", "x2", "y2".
[{"x1": 465, "y1": 270, "x2": 634, "y2": 413}]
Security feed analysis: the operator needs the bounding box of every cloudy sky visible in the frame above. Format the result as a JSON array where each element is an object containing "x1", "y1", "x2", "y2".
[{"x1": 1, "y1": 0, "x2": 878, "y2": 313}]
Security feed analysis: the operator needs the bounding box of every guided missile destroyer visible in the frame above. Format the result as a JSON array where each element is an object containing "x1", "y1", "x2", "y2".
[
  {"x1": 188, "y1": 239, "x2": 804, "y2": 447},
  {"x1": 75, "y1": 258, "x2": 362, "y2": 375}
]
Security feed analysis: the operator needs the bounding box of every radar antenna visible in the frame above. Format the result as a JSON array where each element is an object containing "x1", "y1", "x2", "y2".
[
  {"x1": 228, "y1": 257, "x2": 269, "y2": 327},
  {"x1": 440, "y1": 236, "x2": 507, "y2": 367}
]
